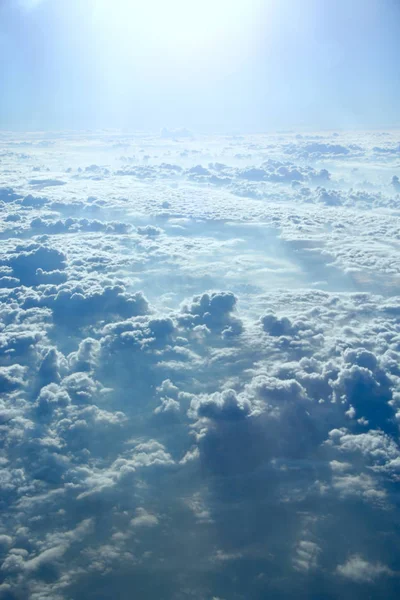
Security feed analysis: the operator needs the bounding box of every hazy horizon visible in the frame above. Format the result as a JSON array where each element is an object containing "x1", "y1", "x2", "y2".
[{"x1": 1, "y1": 0, "x2": 400, "y2": 131}]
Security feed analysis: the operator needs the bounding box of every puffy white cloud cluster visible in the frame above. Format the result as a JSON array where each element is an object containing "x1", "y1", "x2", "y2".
[{"x1": 0, "y1": 130, "x2": 399, "y2": 598}]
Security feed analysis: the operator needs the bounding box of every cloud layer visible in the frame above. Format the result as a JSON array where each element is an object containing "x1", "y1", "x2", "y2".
[{"x1": 0, "y1": 130, "x2": 400, "y2": 599}]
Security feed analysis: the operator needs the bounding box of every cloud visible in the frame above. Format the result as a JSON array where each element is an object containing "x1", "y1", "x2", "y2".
[
  {"x1": 337, "y1": 555, "x2": 394, "y2": 583},
  {"x1": 160, "y1": 127, "x2": 193, "y2": 139},
  {"x1": 3, "y1": 244, "x2": 66, "y2": 286},
  {"x1": 0, "y1": 129, "x2": 400, "y2": 598},
  {"x1": 130, "y1": 508, "x2": 159, "y2": 528}
]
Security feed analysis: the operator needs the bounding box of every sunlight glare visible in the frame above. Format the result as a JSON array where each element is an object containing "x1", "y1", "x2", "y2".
[{"x1": 92, "y1": 0, "x2": 257, "y2": 58}]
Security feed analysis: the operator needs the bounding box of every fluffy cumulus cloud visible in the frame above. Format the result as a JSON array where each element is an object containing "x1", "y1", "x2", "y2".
[{"x1": 0, "y1": 130, "x2": 400, "y2": 599}]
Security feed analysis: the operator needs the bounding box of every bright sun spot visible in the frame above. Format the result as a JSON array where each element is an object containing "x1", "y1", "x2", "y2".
[{"x1": 92, "y1": 0, "x2": 260, "y2": 60}]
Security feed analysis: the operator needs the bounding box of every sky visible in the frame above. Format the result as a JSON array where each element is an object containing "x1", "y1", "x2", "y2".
[
  {"x1": 1, "y1": 0, "x2": 400, "y2": 131},
  {"x1": 2, "y1": 3, "x2": 400, "y2": 600}
]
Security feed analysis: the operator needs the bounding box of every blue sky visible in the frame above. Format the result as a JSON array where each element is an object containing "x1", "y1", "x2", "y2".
[{"x1": 1, "y1": 0, "x2": 400, "y2": 131}]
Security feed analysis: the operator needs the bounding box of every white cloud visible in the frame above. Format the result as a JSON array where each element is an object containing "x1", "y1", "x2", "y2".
[
  {"x1": 337, "y1": 555, "x2": 393, "y2": 583},
  {"x1": 130, "y1": 508, "x2": 159, "y2": 528},
  {"x1": 0, "y1": 130, "x2": 400, "y2": 598}
]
